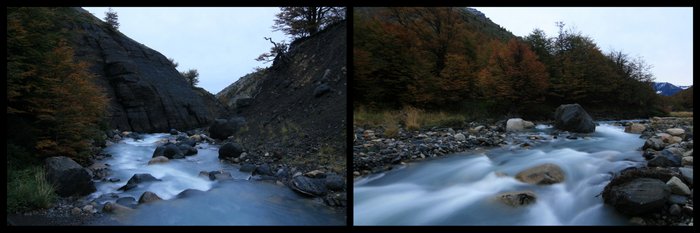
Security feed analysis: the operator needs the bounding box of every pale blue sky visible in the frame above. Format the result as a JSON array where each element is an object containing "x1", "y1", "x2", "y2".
[
  {"x1": 84, "y1": 7, "x2": 289, "y2": 94},
  {"x1": 475, "y1": 7, "x2": 693, "y2": 86}
]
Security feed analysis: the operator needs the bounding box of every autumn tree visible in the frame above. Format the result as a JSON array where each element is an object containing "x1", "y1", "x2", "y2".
[
  {"x1": 104, "y1": 7, "x2": 119, "y2": 30},
  {"x1": 181, "y1": 69, "x2": 199, "y2": 87},
  {"x1": 478, "y1": 39, "x2": 549, "y2": 113},
  {"x1": 8, "y1": 7, "x2": 108, "y2": 162},
  {"x1": 273, "y1": 7, "x2": 345, "y2": 38}
]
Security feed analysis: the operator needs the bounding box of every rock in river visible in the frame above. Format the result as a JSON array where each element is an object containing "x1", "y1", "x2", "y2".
[
  {"x1": 138, "y1": 191, "x2": 163, "y2": 204},
  {"x1": 515, "y1": 163, "x2": 565, "y2": 185},
  {"x1": 291, "y1": 175, "x2": 327, "y2": 196},
  {"x1": 496, "y1": 191, "x2": 537, "y2": 207},
  {"x1": 118, "y1": 173, "x2": 161, "y2": 191},
  {"x1": 553, "y1": 104, "x2": 595, "y2": 133}
]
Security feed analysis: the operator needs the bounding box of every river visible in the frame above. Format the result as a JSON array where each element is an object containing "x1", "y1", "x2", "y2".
[
  {"x1": 87, "y1": 133, "x2": 344, "y2": 225},
  {"x1": 354, "y1": 123, "x2": 645, "y2": 225}
]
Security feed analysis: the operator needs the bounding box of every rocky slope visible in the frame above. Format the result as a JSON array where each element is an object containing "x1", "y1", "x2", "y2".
[
  {"x1": 213, "y1": 22, "x2": 347, "y2": 208},
  {"x1": 68, "y1": 8, "x2": 222, "y2": 132}
]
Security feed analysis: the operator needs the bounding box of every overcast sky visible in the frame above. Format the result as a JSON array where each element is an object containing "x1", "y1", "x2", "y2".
[
  {"x1": 83, "y1": 7, "x2": 288, "y2": 94},
  {"x1": 474, "y1": 7, "x2": 693, "y2": 86}
]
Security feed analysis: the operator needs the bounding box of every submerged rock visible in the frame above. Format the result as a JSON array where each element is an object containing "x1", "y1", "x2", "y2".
[
  {"x1": 148, "y1": 156, "x2": 169, "y2": 165},
  {"x1": 515, "y1": 163, "x2": 565, "y2": 185},
  {"x1": 496, "y1": 191, "x2": 537, "y2": 207},
  {"x1": 118, "y1": 173, "x2": 161, "y2": 191},
  {"x1": 138, "y1": 191, "x2": 163, "y2": 204}
]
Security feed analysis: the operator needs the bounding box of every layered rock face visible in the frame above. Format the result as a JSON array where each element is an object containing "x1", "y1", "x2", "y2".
[{"x1": 69, "y1": 8, "x2": 222, "y2": 132}]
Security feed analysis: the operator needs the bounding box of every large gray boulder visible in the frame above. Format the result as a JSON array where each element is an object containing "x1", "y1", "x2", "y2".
[
  {"x1": 138, "y1": 191, "x2": 163, "y2": 204},
  {"x1": 553, "y1": 104, "x2": 595, "y2": 133},
  {"x1": 506, "y1": 118, "x2": 534, "y2": 132},
  {"x1": 152, "y1": 143, "x2": 184, "y2": 159},
  {"x1": 209, "y1": 117, "x2": 246, "y2": 140},
  {"x1": 604, "y1": 178, "x2": 670, "y2": 215},
  {"x1": 515, "y1": 163, "x2": 565, "y2": 185},
  {"x1": 45, "y1": 156, "x2": 96, "y2": 197}
]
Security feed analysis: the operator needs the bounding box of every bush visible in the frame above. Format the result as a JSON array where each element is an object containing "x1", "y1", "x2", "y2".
[
  {"x1": 404, "y1": 106, "x2": 421, "y2": 130},
  {"x1": 383, "y1": 112, "x2": 399, "y2": 138},
  {"x1": 7, "y1": 166, "x2": 56, "y2": 213}
]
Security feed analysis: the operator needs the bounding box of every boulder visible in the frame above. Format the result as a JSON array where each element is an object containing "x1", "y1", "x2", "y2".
[
  {"x1": 254, "y1": 163, "x2": 274, "y2": 176},
  {"x1": 604, "y1": 178, "x2": 669, "y2": 215},
  {"x1": 88, "y1": 162, "x2": 110, "y2": 180},
  {"x1": 647, "y1": 149, "x2": 682, "y2": 167},
  {"x1": 624, "y1": 123, "x2": 646, "y2": 134},
  {"x1": 553, "y1": 104, "x2": 595, "y2": 133},
  {"x1": 506, "y1": 118, "x2": 526, "y2": 132},
  {"x1": 148, "y1": 156, "x2": 169, "y2": 165},
  {"x1": 523, "y1": 121, "x2": 535, "y2": 129},
  {"x1": 138, "y1": 191, "x2": 162, "y2": 204},
  {"x1": 642, "y1": 137, "x2": 665, "y2": 151},
  {"x1": 219, "y1": 142, "x2": 244, "y2": 159},
  {"x1": 454, "y1": 133, "x2": 466, "y2": 141},
  {"x1": 666, "y1": 128, "x2": 685, "y2": 137},
  {"x1": 496, "y1": 191, "x2": 537, "y2": 207},
  {"x1": 679, "y1": 167, "x2": 693, "y2": 185},
  {"x1": 170, "y1": 129, "x2": 179, "y2": 135},
  {"x1": 118, "y1": 173, "x2": 161, "y2": 191},
  {"x1": 209, "y1": 117, "x2": 246, "y2": 140},
  {"x1": 515, "y1": 163, "x2": 565, "y2": 185},
  {"x1": 290, "y1": 175, "x2": 327, "y2": 196},
  {"x1": 666, "y1": 176, "x2": 691, "y2": 195},
  {"x1": 44, "y1": 156, "x2": 96, "y2": 197},
  {"x1": 163, "y1": 143, "x2": 185, "y2": 159},
  {"x1": 177, "y1": 144, "x2": 198, "y2": 156},
  {"x1": 177, "y1": 138, "x2": 196, "y2": 147}
]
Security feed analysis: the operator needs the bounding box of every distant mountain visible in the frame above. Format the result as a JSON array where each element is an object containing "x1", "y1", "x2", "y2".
[{"x1": 652, "y1": 82, "x2": 688, "y2": 96}]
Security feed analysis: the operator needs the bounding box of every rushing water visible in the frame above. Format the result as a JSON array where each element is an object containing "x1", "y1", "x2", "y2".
[
  {"x1": 354, "y1": 123, "x2": 645, "y2": 225},
  {"x1": 88, "y1": 133, "x2": 344, "y2": 225}
]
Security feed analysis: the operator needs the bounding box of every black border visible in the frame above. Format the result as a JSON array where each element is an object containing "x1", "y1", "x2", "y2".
[{"x1": 4, "y1": 0, "x2": 697, "y2": 232}]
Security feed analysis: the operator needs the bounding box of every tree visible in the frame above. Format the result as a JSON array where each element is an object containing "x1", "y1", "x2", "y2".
[
  {"x1": 104, "y1": 8, "x2": 119, "y2": 30},
  {"x1": 273, "y1": 7, "x2": 345, "y2": 38},
  {"x1": 168, "y1": 57, "x2": 178, "y2": 68},
  {"x1": 8, "y1": 7, "x2": 108, "y2": 161},
  {"x1": 478, "y1": 39, "x2": 549, "y2": 112},
  {"x1": 255, "y1": 37, "x2": 288, "y2": 63},
  {"x1": 181, "y1": 69, "x2": 199, "y2": 87}
]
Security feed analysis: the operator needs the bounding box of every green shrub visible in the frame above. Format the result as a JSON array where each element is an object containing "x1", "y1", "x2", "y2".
[{"x1": 7, "y1": 166, "x2": 56, "y2": 214}]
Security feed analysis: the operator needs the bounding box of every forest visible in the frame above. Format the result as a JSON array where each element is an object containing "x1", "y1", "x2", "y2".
[{"x1": 353, "y1": 7, "x2": 677, "y2": 121}]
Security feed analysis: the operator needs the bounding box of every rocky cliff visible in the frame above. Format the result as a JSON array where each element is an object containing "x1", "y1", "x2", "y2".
[{"x1": 68, "y1": 8, "x2": 222, "y2": 132}]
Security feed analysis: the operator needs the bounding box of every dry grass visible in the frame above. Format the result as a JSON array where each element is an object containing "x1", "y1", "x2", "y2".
[
  {"x1": 404, "y1": 106, "x2": 421, "y2": 130},
  {"x1": 354, "y1": 106, "x2": 467, "y2": 131},
  {"x1": 670, "y1": 111, "x2": 693, "y2": 117},
  {"x1": 383, "y1": 112, "x2": 399, "y2": 138}
]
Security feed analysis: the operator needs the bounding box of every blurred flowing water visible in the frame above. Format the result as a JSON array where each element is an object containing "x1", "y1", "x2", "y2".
[
  {"x1": 354, "y1": 123, "x2": 644, "y2": 225},
  {"x1": 88, "y1": 133, "x2": 343, "y2": 225}
]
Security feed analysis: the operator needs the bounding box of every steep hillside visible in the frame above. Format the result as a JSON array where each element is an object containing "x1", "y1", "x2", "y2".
[
  {"x1": 67, "y1": 8, "x2": 223, "y2": 132},
  {"x1": 217, "y1": 21, "x2": 347, "y2": 173}
]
